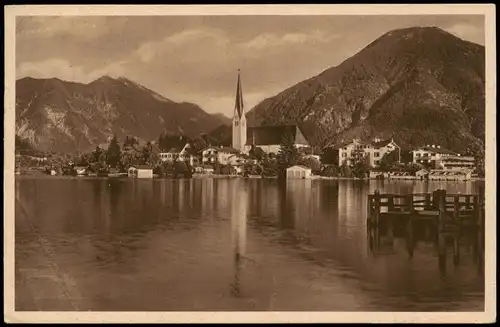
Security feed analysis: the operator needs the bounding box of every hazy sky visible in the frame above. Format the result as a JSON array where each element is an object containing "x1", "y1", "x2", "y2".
[{"x1": 16, "y1": 15, "x2": 484, "y2": 116}]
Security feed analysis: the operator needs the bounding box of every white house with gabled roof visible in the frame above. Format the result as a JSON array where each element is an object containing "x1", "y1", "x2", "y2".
[
  {"x1": 337, "y1": 137, "x2": 400, "y2": 168},
  {"x1": 159, "y1": 141, "x2": 199, "y2": 166}
]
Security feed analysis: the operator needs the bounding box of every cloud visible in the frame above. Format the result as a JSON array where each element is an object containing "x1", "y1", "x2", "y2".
[
  {"x1": 239, "y1": 30, "x2": 339, "y2": 51},
  {"x1": 17, "y1": 58, "x2": 88, "y2": 82},
  {"x1": 134, "y1": 28, "x2": 228, "y2": 63},
  {"x1": 444, "y1": 23, "x2": 484, "y2": 45},
  {"x1": 86, "y1": 60, "x2": 130, "y2": 81},
  {"x1": 16, "y1": 16, "x2": 121, "y2": 40}
]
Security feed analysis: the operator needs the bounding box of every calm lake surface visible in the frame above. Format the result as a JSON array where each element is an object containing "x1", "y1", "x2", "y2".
[{"x1": 15, "y1": 177, "x2": 484, "y2": 311}]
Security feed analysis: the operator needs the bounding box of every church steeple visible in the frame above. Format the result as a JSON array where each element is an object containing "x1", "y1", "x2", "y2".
[
  {"x1": 232, "y1": 69, "x2": 247, "y2": 152},
  {"x1": 234, "y1": 69, "x2": 244, "y2": 118}
]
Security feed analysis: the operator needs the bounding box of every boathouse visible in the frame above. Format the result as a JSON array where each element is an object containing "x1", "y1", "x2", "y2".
[
  {"x1": 369, "y1": 169, "x2": 389, "y2": 179},
  {"x1": 194, "y1": 164, "x2": 215, "y2": 174},
  {"x1": 415, "y1": 169, "x2": 429, "y2": 179},
  {"x1": 428, "y1": 169, "x2": 472, "y2": 181},
  {"x1": 387, "y1": 171, "x2": 414, "y2": 179},
  {"x1": 128, "y1": 165, "x2": 153, "y2": 178},
  {"x1": 286, "y1": 165, "x2": 312, "y2": 179}
]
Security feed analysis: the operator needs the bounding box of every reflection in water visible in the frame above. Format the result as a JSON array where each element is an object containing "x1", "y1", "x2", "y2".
[
  {"x1": 15, "y1": 177, "x2": 484, "y2": 311},
  {"x1": 230, "y1": 179, "x2": 248, "y2": 296}
]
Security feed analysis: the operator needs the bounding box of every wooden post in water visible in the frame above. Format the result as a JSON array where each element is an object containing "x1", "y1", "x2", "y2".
[
  {"x1": 465, "y1": 195, "x2": 471, "y2": 210},
  {"x1": 387, "y1": 194, "x2": 394, "y2": 244},
  {"x1": 437, "y1": 189, "x2": 447, "y2": 275},
  {"x1": 367, "y1": 194, "x2": 373, "y2": 227},
  {"x1": 367, "y1": 195, "x2": 374, "y2": 253},
  {"x1": 453, "y1": 195, "x2": 459, "y2": 221},
  {"x1": 424, "y1": 193, "x2": 431, "y2": 210},
  {"x1": 432, "y1": 190, "x2": 439, "y2": 210},
  {"x1": 472, "y1": 195, "x2": 479, "y2": 262},
  {"x1": 428, "y1": 190, "x2": 440, "y2": 241},
  {"x1": 406, "y1": 194, "x2": 414, "y2": 259},
  {"x1": 452, "y1": 195, "x2": 461, "y2": 266},
  {"x1": 438, "y1": 189, "x2": 446, "y2": 233},
  {"x1": 374, "y1": 190, "x2": 381, "y2": 227},
  {"x1": 476, "y1": 188, "x2": 484, "y2": 272},
  {"x1": 388, "y1": 194, "x2": 395, "y2": 212},
  {"x1": 407, "y1": 194, "x2": 414, "y2": 213}
]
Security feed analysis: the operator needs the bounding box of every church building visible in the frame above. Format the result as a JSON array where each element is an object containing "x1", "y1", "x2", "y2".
[{"x1": 231, "y1": 71, "x2": 309, "y2": 155}]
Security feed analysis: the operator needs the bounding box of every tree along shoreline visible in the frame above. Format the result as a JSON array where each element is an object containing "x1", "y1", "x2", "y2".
[{"x1": 15, "y1": 130, "x2": 485, "y2": 180}]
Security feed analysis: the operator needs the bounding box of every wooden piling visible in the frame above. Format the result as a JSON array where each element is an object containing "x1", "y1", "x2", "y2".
[
  {"x1": 374, "y1": 190, "x2": 381, "y2": 227},
  {"x1": 424, "y1": 194, "x2": 431, "y2": 210},
  {"x1": 438, "y1": 189, "x2": 446, "y2": 233},
  {"x1": 365, "y1": 188, "x2": 482, "y2": 269},
  {"x1": 432, "y1": 190, "x2": 439, "y2": 210},
  {"x1": 407, "y1": 194, "x2": 414, "y2": 213},
  {"x1": 367, "y1": 194, "x2": 373, "y2": 227},
  {"x1": 406, "y1": 194, "x2": 414, "y2": 259},
  {"x1": 453, "y1": 195, "x2": 459, "y2": 221},
  {"x1": 477, "y1": 188, "x2": 484, "y2": 272},
  {"x1": 388, "y1": 194, "x2": 394, "y2": 212},
  {"x1": 478, "y1": 189, "x2": 484, "y2": 232},
  {"x1": 386, "y1": 194, "x2": 394, "y2": 244}
]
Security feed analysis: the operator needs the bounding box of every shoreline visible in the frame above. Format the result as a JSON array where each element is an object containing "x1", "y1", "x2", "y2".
[{"x1": 14, "y1": 173, "x2": 485, "y2": 183}]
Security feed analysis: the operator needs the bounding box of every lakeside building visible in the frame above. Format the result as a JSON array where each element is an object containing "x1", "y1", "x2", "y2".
[
  {"x1": 231, "y1": 70, "x2": 311, "y2": 155},
  {"x1": 437, "y1": 155, "x2": 476, "y2": 170},
  {"x1": 412, "y1": 144, "x2": 475, "y2": 170},
  {"x1": 336, "y1": 137, "x2": 400, "y2": 168},
  {"x1": 286, "y1": 165, "x2": 312, "y2": 179},
  {"x1": 428, "y1": 169, "x2": 472, "y2": 181},
  {"x1": 128, "y1": 165, "x2": 153, "y2": 178},
  {"x1": 369, "y1": 168, "x2": 431, "y2": 180},
  {"x1": 412, "y1": 145, "x2": 455, "y2": 166},
  {"x1": 243, "y1": 125, "x2": 310, "y2": 155},
  {"x1": 74, "y1": 166, "x2": 87, "y2": 176},
  {"x1": 202, "y1": 146, "x2": 241, "y2": 165},
  {"x1": 194, "y1": 164, "x2": 215, "y2": 174},
  {"x1": 415, "y1": 169, "x2": 429, "y2": 179},
  {"x1": 159, "y1": 141, "x2": 199, "y2": 166}
]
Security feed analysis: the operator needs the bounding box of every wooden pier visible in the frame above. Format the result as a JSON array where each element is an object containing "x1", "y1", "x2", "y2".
[{"x1": 367, "y1": 188, "x2": 485, "y2": 275}]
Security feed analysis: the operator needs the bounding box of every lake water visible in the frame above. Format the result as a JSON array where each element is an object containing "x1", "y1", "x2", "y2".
[{"x1": 15, "y1": 177, "x2": 485, "y2": 311}]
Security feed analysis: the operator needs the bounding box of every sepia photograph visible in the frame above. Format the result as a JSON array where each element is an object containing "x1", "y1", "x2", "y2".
[{"x1": 4, "y1": 4, "x2": 496, "y2": 324}]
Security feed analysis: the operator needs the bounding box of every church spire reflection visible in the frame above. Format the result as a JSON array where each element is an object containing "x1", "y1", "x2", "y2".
[{"x1": 230, "y1": 179, "x2": 248, "y2": 296}]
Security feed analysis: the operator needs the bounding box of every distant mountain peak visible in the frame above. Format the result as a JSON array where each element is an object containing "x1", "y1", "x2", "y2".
[
  {"x1": 94, "y1": 75, "x2": 115, "y2": 82},
  {"x1": 247, "y1": 26, "x2": 485, "y2": 153},
  {"x1": 15, "y1": 76, "x2": 229, "y2": 153}
]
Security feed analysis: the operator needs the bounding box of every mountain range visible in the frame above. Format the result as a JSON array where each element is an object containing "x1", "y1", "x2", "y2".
[
  {"x1": 15, "y1": 76, "x2": 229, "y2": 153},
  {"x1": 246, "y1": 26, "x2": 485, "y2": 153},
  {"x1": 15, "y1": 26, "x2": 485, "y2": 154}
]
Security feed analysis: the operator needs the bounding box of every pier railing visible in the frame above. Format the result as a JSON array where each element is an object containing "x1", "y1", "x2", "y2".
[
  {"x1": 367, "y1": 189, "x2": 484, "y2": 229},
  {"x1": 366, "y1": 188, "x2": 485, "y2": 275}
]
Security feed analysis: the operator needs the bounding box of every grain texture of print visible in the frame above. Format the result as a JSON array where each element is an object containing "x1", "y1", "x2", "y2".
[{"x1": 3, "y1": 4, "x2": 496, "y2": 324}]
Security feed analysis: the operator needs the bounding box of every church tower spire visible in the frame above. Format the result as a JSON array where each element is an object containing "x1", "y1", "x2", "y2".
[
  {"x1": 232, "y1": 69, "x2": 247, "y2": 152},
  {"x1": 234, "y1": 69, "x2": 244, "y2": 119}
]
